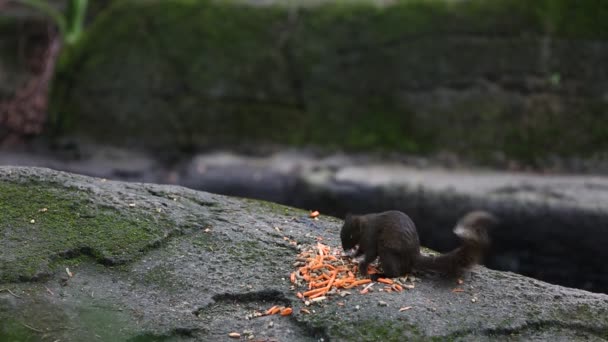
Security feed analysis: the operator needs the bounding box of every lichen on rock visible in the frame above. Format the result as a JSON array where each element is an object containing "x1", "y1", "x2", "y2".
[{"x1": 1, "y1": 166, "x2": 607, "y2": 341}]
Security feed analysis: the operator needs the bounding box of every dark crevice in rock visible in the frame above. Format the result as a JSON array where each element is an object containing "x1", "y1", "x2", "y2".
[
  {"x1": 192, "y1": 291, "x2": 291, "y2": 316},
  {"x1": 11, "y1": 246, "x2": 115, "y2": 283},
  {"x1": 50, "y1": 227, "x2": 190, "y2": 268},
  {"x1": 211, "y1": 290, "x2": 291, "y2": 306},
  {"x1": 17, "y1": 272, "x2": 52, "y2": 283},
  {"x1": 55, "y1": 246, "x2": 118, "y2": 266}
]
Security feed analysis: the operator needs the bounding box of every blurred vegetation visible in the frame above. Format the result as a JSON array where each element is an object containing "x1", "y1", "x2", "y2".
[
  {"x1": 44, "y1": 0, "x2": 608, "y2": 165},
  {"x1": 16, "y1": 0, "x2": 88, "y2": 45},
  {"x1": 0, "y1": 0, "x2": 89, "y2": 143}
]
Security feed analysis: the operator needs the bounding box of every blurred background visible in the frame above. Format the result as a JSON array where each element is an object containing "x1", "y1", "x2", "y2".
[{"x1": 1, "y1": 0, "x2": 608, "y2": 294}]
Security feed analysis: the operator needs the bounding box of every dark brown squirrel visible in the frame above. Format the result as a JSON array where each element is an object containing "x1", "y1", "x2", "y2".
[{"x1": 340, "y1": 210, "x2": 498, "y2": 278}]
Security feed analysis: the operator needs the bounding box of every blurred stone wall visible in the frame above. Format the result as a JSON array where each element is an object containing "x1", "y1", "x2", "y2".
[{"x1": 4, "y1": 0, "x2": 608, "y2": 165}]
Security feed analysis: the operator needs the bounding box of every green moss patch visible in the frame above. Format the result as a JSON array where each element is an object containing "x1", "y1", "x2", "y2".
[
  {"x1": 0, "y1": 296, "x2": 136, "y2": 341},
  {"x1": 0, "y1": 182, "x2": 171, "y2": 282}
]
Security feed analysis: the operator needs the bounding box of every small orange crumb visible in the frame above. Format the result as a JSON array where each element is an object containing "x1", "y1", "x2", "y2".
[
  {"x1": 452, "y1": 288, "x2": 465, "y2": 293},
  {"x1": 343, "y1": 278, "x2": 371, "y2": 289},
  {"x1": 280, "y1": 307, "x2": 293, "y2": 316},
  {"x1": 310, "y1": 211, "x2": 320, "y2": 218},
  {"x1": 377, "y1": 278, "x2": 393, "y2": 285},
  {"x1": 265, "y1": 305, "x2": 280, "y2": 315}
]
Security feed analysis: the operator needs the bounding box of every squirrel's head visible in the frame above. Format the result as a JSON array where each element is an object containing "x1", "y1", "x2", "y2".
[
  {"x1": 453, "y1": 210, "x2": 498, "y2": 245},
  {"x1": 340, "y1": 214, "x2": 362, "y2": 251}
]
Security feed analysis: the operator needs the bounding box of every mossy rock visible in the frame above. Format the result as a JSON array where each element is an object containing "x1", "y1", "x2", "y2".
[
  {"x1": 2, "y1": 166, "x2": 608, "y2": 341},
  {"x1": 51, "y1": 0, "x2": 608, "y2": 164}
]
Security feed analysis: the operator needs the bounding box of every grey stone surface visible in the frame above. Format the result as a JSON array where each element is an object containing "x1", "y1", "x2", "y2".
[
  {"x1": 3, "y1": 147, "x2": 608, "y2": 294},
  {"x1": 2, "y1": 148, "x2": 608, "y2": 294},
  {"x1": 1, "y1": 166, "x2": 608, "y2": 341}
]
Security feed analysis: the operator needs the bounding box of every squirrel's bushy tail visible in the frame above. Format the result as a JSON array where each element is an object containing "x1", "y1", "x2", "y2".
[
  {"x1": 414, "y1": 210, "x2": 496, "y2": 275},
  {"x1": 415, "y1": 244, "x2": 485, "y2": 276}
]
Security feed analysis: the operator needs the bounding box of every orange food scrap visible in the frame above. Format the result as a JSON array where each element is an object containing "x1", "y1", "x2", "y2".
[
  {"x1": 377, "y1": 278, "x2": 393, "y2": 285},
  {"x1": 452, "y1": 288, "x2": 465, "y2": 293},
  {"x1": 310, "y1": 210, "x2": 320, "y2": 218},
  {"x1": 280, "y1": 307, "x2": 293, "y2": 316},
  {"x1": 310, "y1": 264, "x2": 335, "y2": 271},
  {"x1": 343, "y1": 279, "x2": 372, "y2": 289},
  {"x1": 309, "y1": 292, "x2": 326, "y2": 299},
  {"x1": 303, "y1": 287, "x2": 326, "y2": 297},
  {"x1": 265, "y1": 305, "x2": 281, "y2": 315}
]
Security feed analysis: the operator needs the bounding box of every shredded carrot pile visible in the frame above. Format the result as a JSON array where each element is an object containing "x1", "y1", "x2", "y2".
[{"x1": 290, "y1": 242, "x2": 408, "y2": 300}]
